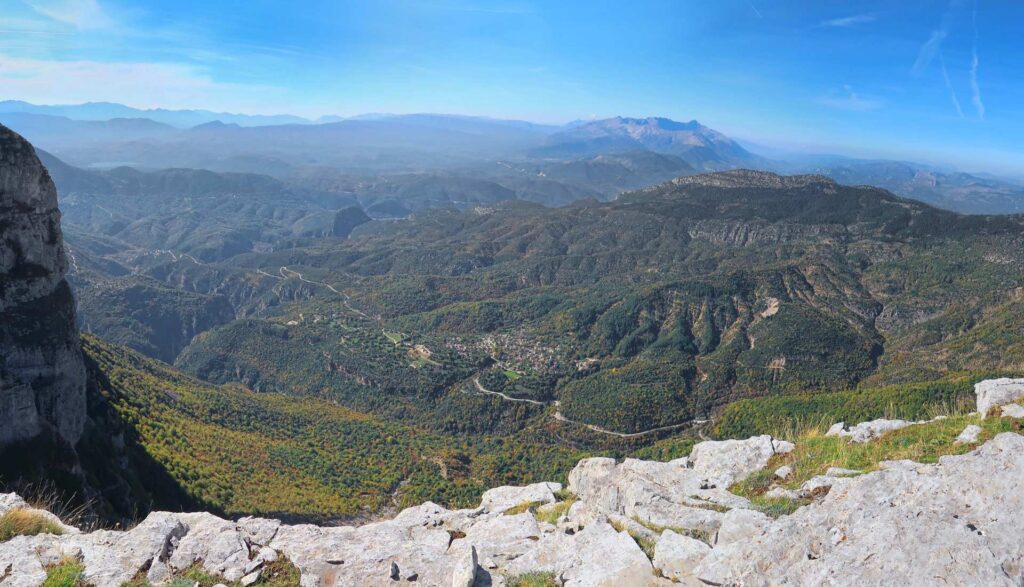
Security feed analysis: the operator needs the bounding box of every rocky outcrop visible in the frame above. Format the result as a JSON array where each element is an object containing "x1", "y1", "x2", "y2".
[
  {"x1": 975, "y1": 378, "x2": 1024, "y2": 417},
  {"x1": 0, "y1": 124, "x2": 85, "y2": 448},
  {"x1": 2, "y1": 425, "x2": 1024, "y2": 586},
  {"x1": 694, "y1": 433, "x2": 1024, "y2": 586}
]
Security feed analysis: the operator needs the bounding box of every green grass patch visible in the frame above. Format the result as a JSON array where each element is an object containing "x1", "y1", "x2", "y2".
[
  {"x1": 42, "y1": 557, "x2": 85, "y2": 587},
  {"x1": 630, "y1": 517, "x2": 714, "y2": 546},
  {"x1": 714, "y1": 373, "x2": 1002, "y2": 439},
  {"x1": 506, "y1": 572, "x2": 559, "y2": 587},
  {"x1": 534, "y1": 495, "x2": 577, "y2": 525}
]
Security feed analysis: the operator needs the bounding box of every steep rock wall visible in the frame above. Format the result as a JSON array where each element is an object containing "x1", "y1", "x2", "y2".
[{"x1": 0, "y1": 123, "x2": 85, "y2": 447}]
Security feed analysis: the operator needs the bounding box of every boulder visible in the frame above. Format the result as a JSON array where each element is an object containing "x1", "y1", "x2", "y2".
[
  {"x1": 955, "y1": 424, "x2": 983, "y2": 445},
  {"x1": 652, "y1": 530, "x2": 710, "y2": 581},
  {"x1": 975, "y1": 378, "x2": 1024, "y2": 417},
  {"x1": 688, "y1": 435, "x2": 795, "y2": 487},
  {"x1": 764, "y1": 486, "x2": 799, "y2": 500},
  {"x1": 478, "y1": 482, "x2": 561, "y2": 515},
  {"x1": 1001, "y1": 404, "x2": 1024, "y2": 419},
  {"x1": 825, "y1": 418, "x2": 917, "y2": 443}
]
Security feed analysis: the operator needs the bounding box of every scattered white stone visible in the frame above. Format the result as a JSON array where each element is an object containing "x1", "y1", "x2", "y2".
[
  {"x1": 1001, "y1": 403, "x2": 1024, "y2": 419},
  {"x1": 653, "y1": 530, "x2": 710, "y2": 581},
  {"x1": 764, "y1": 487, "x2": 799, "y2": 500},
  {"x1": 825, "y1": 422, "x2": 846, "y2": 437},
  {"x1": 825, "y1": 418, "x2": 918, "y2": 443},
  {"x1": 975, "y1": 378, "x2": 1024, "y2": 417},
  {"x1": 773, "y1": 465, "x2": 793, "y2": 480},
  {"x1": 825, "y1": 467, "x2": 862, "y2": 477},
  {"x1": 955, "y1": 424, "x2": 983, "y2": 445},
  {"x1": 797, "y1": 475, "x2": 851, "y2": 499},
  {"x1": 240, "y1": 570, "x2": 261, "y2": 587}
]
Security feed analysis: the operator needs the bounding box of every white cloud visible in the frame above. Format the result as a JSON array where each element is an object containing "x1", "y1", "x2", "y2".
[
  {"x1": 21, "y1": 0, "x2": 113, "y2": 30},
  {"x1": 939, "y1": 53, "x2": 964, "y2": 118},
  {"x1": 912, "y1": 29, "x2": 948, "y2": 76},
  {"x1": 818, "y1": 14, "x2": 876, "y2": 28},
  {"x1": 0, "y1": 54, "x2": 289, "y2": 114},
  {"x1": 819, "y1": 85, "x2": 882, "y2": 111},
  {"x1": 969, "y1": 0, "x2": 985, "y2": 120},
  {"x1": 969, "y1": 50, "x2": 984, "y2": 120}
]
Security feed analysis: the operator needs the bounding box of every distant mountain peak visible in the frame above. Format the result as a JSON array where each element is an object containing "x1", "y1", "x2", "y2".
[{"x1": 535, "y1": 116, "x2": 759, "y2": 170}]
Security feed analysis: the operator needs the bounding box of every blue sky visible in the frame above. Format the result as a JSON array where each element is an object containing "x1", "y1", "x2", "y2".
[{"x1": 2, "y1": 0, "x2": 1023, "y2": 173}]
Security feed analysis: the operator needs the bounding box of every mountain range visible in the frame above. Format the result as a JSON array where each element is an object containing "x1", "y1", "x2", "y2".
[{"x1": 3, "y1": 100, "x2": 1023, "y2": 214}]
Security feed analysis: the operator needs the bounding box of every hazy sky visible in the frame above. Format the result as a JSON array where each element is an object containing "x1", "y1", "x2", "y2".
[{"x1": 3, "y1": 0, "x2": 1022, "y2": 173}]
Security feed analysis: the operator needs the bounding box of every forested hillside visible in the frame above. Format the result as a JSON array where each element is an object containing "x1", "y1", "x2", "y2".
[{"x1": 160, "y1": 170, "x2": 1024, "y2": 437}]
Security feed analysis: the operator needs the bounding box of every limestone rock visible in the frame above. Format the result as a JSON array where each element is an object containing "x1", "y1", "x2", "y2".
[
  {"x1": 0, "y1": 493, "x2": 28, "y2": 515},
  {"x1": 694, "y1": 433, "x2": 1024, "y2": 586},
  {"x1": 975, "y1": 378, "x2": 1024, "y2": 417},
  {"x1": 764, "y1": 486, "x2": 799, "y2": 500},
  {"x1": 451, "y1": 545, "x2": 477, "y2": 587},
  {"x1": 1001, "y1": 403, "x2": 1024, "y2": 419},
  {"x1": 688, "y1": 435, "x2": 795, "y2": 487},
  {"x1": 478, "y1": 482, "x2": 561, "y2": 515},
  {"x1": 4, "y1": 432, "x2": 1024, "y2": 587},
  {"x1": 955, "y1": 424, "x2": 983, "y2": 445},
  {"x1": 504, "y1": 521, "x2": 656, "y2": 587},
  {"x1": 653, "y1": 530, "x2": 710, "y2": 582},
  {"x1": 773, "y1": 465, "x2": 793, "y2": 480},
  {"x1": 565, "y1": 435, "x2": 792, "y2": 540},
  {"x1": 825, "y1": 418, "x2": 916, "y2": 443},
  {"x1": 714, "y1": 508, "x2": 769, "y2": 546},
  {"x1": 0, "y1": 124, "x2": 85, "y2": 448},
  {"x1": 567, "y1": 457, "x2": 740, "y2": 536}
]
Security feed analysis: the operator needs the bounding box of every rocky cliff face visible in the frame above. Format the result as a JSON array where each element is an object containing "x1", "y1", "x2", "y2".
[{"x1": 0, "y1": 124, "x2": 85, "y2": 448}]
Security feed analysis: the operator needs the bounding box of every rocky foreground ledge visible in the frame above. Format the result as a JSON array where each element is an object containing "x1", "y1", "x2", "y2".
[{"x1": 3, "y1": 380, "x2": 1024, "y2": 587}]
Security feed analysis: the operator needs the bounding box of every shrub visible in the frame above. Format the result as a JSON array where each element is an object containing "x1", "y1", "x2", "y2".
[{"x1": 0, "y1": 508, "x2": 64, "y2": 542}]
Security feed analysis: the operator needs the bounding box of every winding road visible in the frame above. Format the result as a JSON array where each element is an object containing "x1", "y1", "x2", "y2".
[
  {"x1": 553, "y1": 411, "x2": 709, "y2": 439},
  {"x1": 470, "y1": 378, "x2": 710, "y2": 439},
  {"x1": 472, "y1": 378, "x2": 552, "y2": 406}
]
